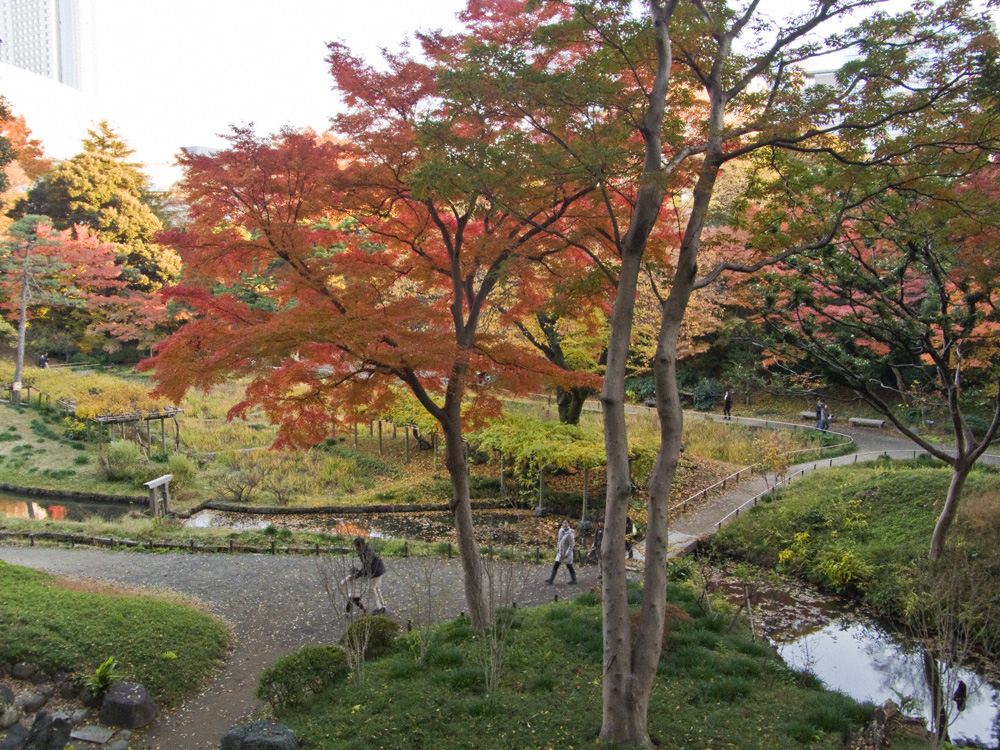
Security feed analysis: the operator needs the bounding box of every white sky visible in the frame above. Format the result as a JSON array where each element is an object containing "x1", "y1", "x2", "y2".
[
  {"x1": 8, "y1": 0, "x2": 997, "y2": 187},
  {"x1": 27, "y1": 0, "x2": 468, "y2": 184}
]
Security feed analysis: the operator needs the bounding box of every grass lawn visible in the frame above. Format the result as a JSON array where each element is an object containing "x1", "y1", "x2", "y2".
[
  {"x1": 0, "y1": 403, "x2": 145, "y2": 498},
  {"x1": 273, "y1": 583, "x2": 930, "y2": 750},
  {"x1": 0, "y1": 561, "x2": 229, "y2": 706}
]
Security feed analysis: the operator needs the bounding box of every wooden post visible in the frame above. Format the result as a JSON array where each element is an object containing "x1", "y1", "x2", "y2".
[
  {"x1": 378, "y1": 421, "x2": 383, "y2": 455},
  {"x1": 174, "y1": 415, "x2": 180, "y2": 450},
  {"x1": 499, "y1": 452, "x2": 505, "y2": 492},
  {"x1": 369, "y1": 421, "x2": 373, "y2": 436},
  {"x1": 146, "y1": 418, "x2": 151, "y2": 455},
  {"x1": 161, "y1": 418, "x2": 166, "y2": 453},
  {"x1": 582, "y1": 466, "x2": 589, "y2": 521},
  {"x1": 405, "y1": 426, "x2": 410, "y2": 464},
  {"x1": 354, "y1": 423, "x2": 358, "y2": 450},
  {"x1": 393, "y1": 423, "x2": 397, "y2": 439},
  {"x1": 433, "y1": 433, "x2": 437, "y2": 469}
]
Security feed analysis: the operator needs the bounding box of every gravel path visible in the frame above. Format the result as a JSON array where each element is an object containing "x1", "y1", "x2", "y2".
[
  {"x1": 0, "y1": 547, "x2": 595, "y2": 749},
  {"x1": 1, "y1": 417, "x2": 986, "y2": 749}
]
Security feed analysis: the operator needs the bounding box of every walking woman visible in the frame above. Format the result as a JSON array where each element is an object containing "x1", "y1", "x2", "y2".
[{"x1": 545, "y1": 519, "x2": 577, "y2": 585}]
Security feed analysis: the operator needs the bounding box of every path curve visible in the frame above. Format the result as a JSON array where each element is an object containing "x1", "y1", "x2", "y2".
[
  {"x1": 0, "y1": 548, "x2": 595, "y2": 749},
  {"x1": 0, "y1": 416, "x2": 985, "y2": 748}
]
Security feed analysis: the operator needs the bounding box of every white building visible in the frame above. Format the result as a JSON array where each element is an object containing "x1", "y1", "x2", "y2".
[{"x1": 0, "y1": 0, "x2": 94, "y2": 91}]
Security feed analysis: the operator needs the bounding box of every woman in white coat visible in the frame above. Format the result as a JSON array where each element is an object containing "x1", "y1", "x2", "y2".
[{"x1": 545, "y1": 519, "x2": 577, "y2": 584}]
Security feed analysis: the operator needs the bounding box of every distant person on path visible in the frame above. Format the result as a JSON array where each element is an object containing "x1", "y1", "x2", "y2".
[
  {"x1": 723, "y1": 390, "x2": 732, "y2": 420},
  {"x1": 36, "y1": 353, "x2": 47, "y2": 368},
  {"x1": 815, "y1": 399, "x2": 826, "y2": 431},
  {"x1": 347, "y1": 536, "x2": 387, "y2": 614},
  {"x1": 545, "y1": 519, "x2": 577, "y2": 584},
  {"x1": 625, "y1": 515, "x2": 636, "y2": 559},
  {"x1": 821, "y1": 402, "x2": 831, "y2": 432}
]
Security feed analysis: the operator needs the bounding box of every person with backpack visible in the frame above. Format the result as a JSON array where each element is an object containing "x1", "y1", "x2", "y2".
[{"x1": 346, "y1": 536, "x2": 387, "y2": 614}]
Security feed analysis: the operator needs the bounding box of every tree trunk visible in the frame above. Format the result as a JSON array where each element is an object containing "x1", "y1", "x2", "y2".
[
  {"x1": 12, "y1": 262, "x2": 29, "y2": 405},
  {"x1": 556, "y1": 386, "x2": 593, "y2": 425},
  {"x1": 442, "y1": 407, "x2": 489, "y2": 631},
  {"x1": 599, "y1": 2, "x2": 674, "y2": 745},
  {"x1": 929, "y1": 462, "x2": 970, "y2": 561}
]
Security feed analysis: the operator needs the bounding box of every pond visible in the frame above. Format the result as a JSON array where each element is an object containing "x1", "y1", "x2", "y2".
[
  {"x1": 711, "y1": 572, "x2": 1000, "y2": 748},
  {"x1": 0, "y1": 493, "x2": 138, "y2": 523},
  {"x1": 776, "y1": 619, "x2": 999, "y2": 747}
]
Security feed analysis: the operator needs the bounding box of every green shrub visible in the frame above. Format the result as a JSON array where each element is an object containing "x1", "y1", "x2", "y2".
[
  {"x1": 255, "y1": 645, "x2": 348, "y2": 713},
  {"x1": 166, "y1": 453, "x2": 198, "y2": 491},
  {"x1": 339, "y1": 615, "x2": 400, "y2": 659},
  {"x1": 73, "y1": 455, "x2": 90, "y2": 465},
  {"x1": 692, "y1": 378, "x2": 722, "y2": 411},
  {"x1": 99, "y1": 440, "x2": 146, "y2": 483}
]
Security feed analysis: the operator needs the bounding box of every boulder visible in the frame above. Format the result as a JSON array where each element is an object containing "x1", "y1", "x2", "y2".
[
  {"x1": 98, "y1": 682, "x2": 157, "y2": 729},
  {"x1": 20, "y1": 711, "x2": 71, "y2": 750},
  {"x1": 0, "y1": 685, "x2": 13, "y2": 705},
  {"x1": 0, "y1": 721, "x2": 28, "y2": 750},
  {"x1": 0, "y1": 708, "x2": 19, "y2": 731},
  {"x1": 220, "y1": 720, "x2": 300, "y2": 750},
  {"x1": 57, "y1": 683, "x2": 78, "y2": 701},
  {"x1": 13, "y1": 693, "x2": 47, "y2": 714},
  {"x1": 10, "y1": 665, "x2": 35, "y2": 682}
]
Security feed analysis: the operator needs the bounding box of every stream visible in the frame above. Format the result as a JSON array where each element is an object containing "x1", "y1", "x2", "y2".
[{"x1": 712, "y1": 573, "x2": 1000, "y2": 748}]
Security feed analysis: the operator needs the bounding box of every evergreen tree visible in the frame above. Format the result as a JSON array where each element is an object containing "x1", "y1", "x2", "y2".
[{"x1": 17, "y1": 121, "x2": 180, "y2": 291}]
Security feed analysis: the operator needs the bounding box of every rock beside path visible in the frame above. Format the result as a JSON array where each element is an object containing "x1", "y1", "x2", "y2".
[{"x1": 220, "y1": 720, "x2": 299, "y2": 750}]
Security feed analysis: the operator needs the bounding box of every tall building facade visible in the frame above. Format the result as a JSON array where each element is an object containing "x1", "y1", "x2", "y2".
[{"x1": 0, "y1": 0, "x2": 93, "y2": 91}]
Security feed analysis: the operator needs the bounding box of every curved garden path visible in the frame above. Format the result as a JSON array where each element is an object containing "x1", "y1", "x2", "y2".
[{"x1": 0, "y1": 417, "x2": 983, "y2": 749}]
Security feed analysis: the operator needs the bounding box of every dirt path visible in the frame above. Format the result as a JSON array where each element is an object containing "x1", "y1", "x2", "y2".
[{"x1": 0, "y1": 547, "x2": 594, "y2": 749}]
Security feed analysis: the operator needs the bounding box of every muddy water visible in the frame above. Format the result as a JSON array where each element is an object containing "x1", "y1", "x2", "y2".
[
  {"x1": 0, "y1": 493, "x2": 135, "y2": 522},
  {"x1": 711, "y1": 573, "x2": 999, "y2": 747}
]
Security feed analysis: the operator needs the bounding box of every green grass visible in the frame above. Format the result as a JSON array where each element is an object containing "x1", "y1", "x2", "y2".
[
  {"x1": 0, "y1": 561, "x2": 228, "y2": 706},
  {"x1": 711, "y1": 456, "x2": 1000, "y2": 622},
  {"x1": 276, "y1": 583, "x2": 894, "y2": 750}
]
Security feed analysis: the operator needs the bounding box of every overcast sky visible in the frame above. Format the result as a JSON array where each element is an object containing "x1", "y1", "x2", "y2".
[{"x1": 84, "y1": 0, "x2": 466, "y2": 182}]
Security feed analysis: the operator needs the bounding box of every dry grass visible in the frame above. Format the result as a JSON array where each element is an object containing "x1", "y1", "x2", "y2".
[
  {"x1": 958, "y1": 485, "x2": 1000, "y2": 539},
  {"x1": 47, "y1": 575, "x2": 215, "y2": 613}
]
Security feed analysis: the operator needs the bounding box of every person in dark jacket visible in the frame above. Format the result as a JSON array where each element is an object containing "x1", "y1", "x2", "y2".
[{"x1": 347, "y1": 536, "x2": 387, "y2": 614}]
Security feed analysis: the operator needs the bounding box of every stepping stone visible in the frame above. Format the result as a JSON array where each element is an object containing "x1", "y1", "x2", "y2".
[{"x1": 70, "y1": 725, "x2": 115, "y2": 744}]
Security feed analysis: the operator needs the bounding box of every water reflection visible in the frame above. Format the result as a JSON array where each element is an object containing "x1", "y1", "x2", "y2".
[
  {"x1": 777, "y1": 619, "x2": 999, "y2": 747},
  {"x1": 0, "y1": 495, "x2": 135, "y2": 522}
]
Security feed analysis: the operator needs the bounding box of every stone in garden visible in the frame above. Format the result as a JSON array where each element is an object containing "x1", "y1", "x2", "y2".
[
  {"x1": 108, "y1": 741, "x2": 130, "y2": 750},
  {"x1": 69, "y1": 724, "x2": 115, "y2": 744},
  {"x1": 10, "y1": 664, "x2": 35, "y2": 681},
  {"x1": 220, "y1": 720, "x2": 300, "y2": 750},
  {"x1": 28, "y1": 673, "x2": 47, "y2": 687},
  {"x1": 0, "y1": 721, "x2": 28, "y2": 750},
  {"x1": 58, "y1": 683, "x2": 78, "y2": 701},
  {"x1": 13, "y1": 692, "x2": 47, "y2": 713},
  {"x1": 0, "y1": 707, "x2": 20, "y2": 730},
  {"x1": 35, "y1": 687, "x2": 53, "y2": 700},
  {"x1": 68, "y1": 710, "x2": 89, "y2": 726},
  {"x1": 98, "y1": 682, "x2": 156, "y2": 729},
  {"x1": 20, "y1": 710, "x2": 72, "y2": 750},
  {"x1": 0, "y1": 685, "x2": 13, "y2": 705}
]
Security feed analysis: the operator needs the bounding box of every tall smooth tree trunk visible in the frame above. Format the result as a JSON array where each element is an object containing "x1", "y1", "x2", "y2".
[
  {"x1": 929, "y1": 463, "x2": 971, "y2": 561},
  {"x1": 442, "y1": 402, "x2": 489, "y2": 631},
  {"x1": 599, "y1": 2, "x2": 675, "y2": 745},
  {"x1": 12, "y1": 263, "x2": 29, "y2": 405}
]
